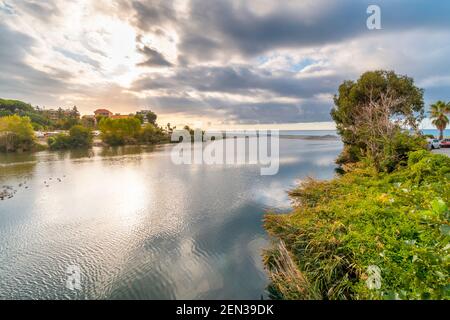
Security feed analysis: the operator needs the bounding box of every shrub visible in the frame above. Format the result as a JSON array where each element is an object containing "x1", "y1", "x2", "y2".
[
  {"x1": 47, "y1": 134, "x2": 72, "y2": 150},
  {"x1": 69, "y1": 125, "x2": 93, "y2": 148},
  {"x1": 265, "y1": 151, "x2": 450, "y2": 300},
  {"x1": 98, "y1": 118, "x2": 169, "y2": 146},
  {"x1": 138, "y1": 124, "x2": 168, "y2": 144},
  {"x1": 47, "y1": 125, "x2": 93, "y2": 150},
  {"x1": 98, "y1": 117, "x2": 141, "y2": 146},
  {"x1": 0, "y1": 115, "x2": 36, "y2": 152}
]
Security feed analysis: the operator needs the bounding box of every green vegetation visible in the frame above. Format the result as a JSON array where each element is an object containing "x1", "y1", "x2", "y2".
[
  {"x1": 0, "y1": 98, "x2": 83, "y2": 130},
  {"x1": 98, "y1": 117, "x2": 169, "y2": 146},
  {"x1": 139, "y1": 123, "x2": 169, "y2": 144},
  {"x1": 265, "y1": 150, "x2": 449, "y2": 300},
  {"x1": 264, "y1": 71, "x2": 449, "y2": 300},
  {"x1": 429, "y1": 101, "x2": 450, "y2": 140},
  {"x1": 98, "y1": 117, "x2": 141, "y2": 145},
  {"x1": 0, "y1": 98, "x2": 52, "y2": 130},
  {"x1": 47, "y1": 125, "x2": 93, "y2": 150},
  {"x1": 331, "y1": 70, "x2": 425, "y2": 171},
  {"x1": 52, "y1": 106, "x2": 81, "y2": 130},
  {"x1": 0, "y1": 115, "x2": 38, "y2": 152}
]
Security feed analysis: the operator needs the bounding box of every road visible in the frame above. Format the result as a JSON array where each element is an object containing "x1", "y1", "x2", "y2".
[{"x1": 432, "y1": 148, "x2": 450, "y2": 157}]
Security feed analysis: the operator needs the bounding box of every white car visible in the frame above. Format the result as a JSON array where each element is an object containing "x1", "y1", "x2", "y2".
[
  {"x1": 34, "y1": 131, "x2": 45, "y2": 138},
  {"x1": 427, "y1": 138, "x2": 441, "y2": 149}
]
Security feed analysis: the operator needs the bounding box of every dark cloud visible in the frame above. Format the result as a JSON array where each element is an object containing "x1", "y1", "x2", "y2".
[
  {"x1": 133, "y1": 65, "x2": 340, "y2": 98},
  {"x1": 127, "y1": 0, "x2": 450, "y2": 62},
  {"x1": 142, "y1": 93, "x2": 334, "y2": 124},
  {"x1": 131, "y1": 0, "x2": 177, "y2": 32},
  {"x1": 1, "y1": 0, "x2": 450, "y2": 125},
  {"x1": 137, "y1": 45, "x2": 173, "y2": 67}
]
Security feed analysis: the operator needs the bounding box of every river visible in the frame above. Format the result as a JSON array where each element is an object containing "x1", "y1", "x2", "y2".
[{"x1": 0, "y1": 137, "x2": 342, "y2": 299}]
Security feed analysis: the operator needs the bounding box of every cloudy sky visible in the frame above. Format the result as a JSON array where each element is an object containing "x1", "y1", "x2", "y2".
[{"x1": 0, "y1": 0, "x2": 449, "y2": 129}]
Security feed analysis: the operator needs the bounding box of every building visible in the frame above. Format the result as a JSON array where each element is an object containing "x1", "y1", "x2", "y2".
[
  {"x1": 94, "y1": 109, "x2": 113, "y2": 118},
  {"x1": 42, "y1": 108, "x2": 79, "y2": 121}
]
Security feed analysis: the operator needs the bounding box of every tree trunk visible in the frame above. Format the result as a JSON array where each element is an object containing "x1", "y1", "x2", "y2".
[{"x1": 439, "y1": 129, "x2": 444, "y2": 140}]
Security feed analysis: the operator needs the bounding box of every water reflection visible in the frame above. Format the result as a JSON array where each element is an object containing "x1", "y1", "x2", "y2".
[{"x1": 0, "y1": 138, "x2": 342, "y2": 299}]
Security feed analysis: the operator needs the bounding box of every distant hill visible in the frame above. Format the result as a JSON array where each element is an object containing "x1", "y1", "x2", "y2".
[{"x1": 0, "y1": 98, "x2": 52, "y2": 129}]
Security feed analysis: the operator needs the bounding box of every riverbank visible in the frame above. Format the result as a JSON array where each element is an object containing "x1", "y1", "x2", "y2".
[{"x1": 264, "y1": 150, "x2": 450, "y2": 300}]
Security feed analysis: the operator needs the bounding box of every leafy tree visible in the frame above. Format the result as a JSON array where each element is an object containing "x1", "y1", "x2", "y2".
[
  {"x1": 47, "y1": 134, "x2": 72, "y2": 150},
  {"x1": 429, "y1": 100, "x2": 450, "y2": 140},
  {"x1": 47, "y1": 125, "x2": 92, "y2": 150},
  {"x1": 0, "y1": 115, "x2": 36, "y2": 152},
  {"x1": 0, "y1": 98, "x2": 35, "y2": 113},
  {"x1": 81, "y1": 116, "x2": 96, "y2": 129},
  {"x1": 57, "y1": 107, "x2": 64, "y2": 120},
  {"x1": 138, "y1": 123, "x2": 168, "y2": 144},
  {"x1": 331, "y1": 70, "x2": 425, "y2": 171},
  {"x1": 98, "y1": 117, "x2": 142, "y2": 146},
  {"x1": 0, "y1": 98, "x2": 53, "y2": 128},
  {"x1": 68, "y1": 125, "x2": 92, "y2": 148},
  {"x1": 134, "y1": 114, "x2": 145, "y2": 124},
  {"x1": 146, "y1": 111, "x2": 157, "y2": 125},
  {"x1": 71, "y1": 106, "x2": 80, "y2": 119}
]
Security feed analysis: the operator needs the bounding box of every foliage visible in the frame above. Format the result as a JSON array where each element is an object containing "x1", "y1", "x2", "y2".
[
  {"x1": 98, "y1": 117, "x2": 169, "y2": 146},
  {"x1": 0, "y1": 98, "x2": 53, "y2": 128},
  {"x1": 98, "y1": 117, "x2": 142, "y2": 146},
  {"x1": 331, "y1": 70, "x2": 425, "y2": 169},
  {"x1": 264, "y1": 151, "x2": 450, "y2": 300},
  {"x1": 81, "y1": 116, "x2": 96, "y2": 129},
  {"x1": 378, "y1": 130, "x2": 427, "y2": 172},
  {"x1": 429, "y1": 101, "x2": 450, "y2": 140},
  {"x1": 54, "y1": 117, "x2": 80, "y2": 130},
  {"x1": 138, "y1": 123, "x2": 169, "y2": 144},
  {"x1": 47, "y1": 134, "x2": 72, "y2": 150},
  {"x1": 134, "y1": 114, "x2": 145, "y2": 124},
  {"x1": 0, "y1": 115, "x2": 37, "y2": 152},
  {"x1": 146, "y1": 110, "x2": 157, "y2": 125},
  {"x1": 47, "y1": 125, "x2": 93, "y2": 150}
]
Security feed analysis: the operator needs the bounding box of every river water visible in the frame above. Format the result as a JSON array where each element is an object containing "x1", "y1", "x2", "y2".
[{"x1": 0, "y1": 137, "x2": 342, "y2": 299}]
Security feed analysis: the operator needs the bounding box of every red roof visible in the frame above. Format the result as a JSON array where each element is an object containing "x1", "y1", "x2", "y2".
[{"x1": 94, "y1": 109, "x2": 112, "y2": 114}]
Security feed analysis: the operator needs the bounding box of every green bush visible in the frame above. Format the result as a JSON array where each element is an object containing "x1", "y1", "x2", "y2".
[
  {"x1": 264, "y1": 151, "x2": 450, "y2": 300},
  {"x1": 0, "y1": 98, "x2": 53, "y2": 128},
  {"x1": 379, "y1": 130, "x2": 427, "y2": 172},
  {"x1": 138, "y1": 124, "x2": 168, "y2": 144},
  {"x1": 48, "y1": 125, "x2": 93, "y2": 150},
  {"x1": 47, "y1": 134, "x2": 72, "y2": 150},
  {"x1": 68, "y1": 125, "x2": 93, "y2": 148},
  {"x1": 0, "y1": 115, "x2": 36, "y2": 152},
  {"x1": 98, "y1": 117, "x2": 141, "y2": 146},
  {"x1": 99, "y1": 118, "x2": 169, "y2": 146}
]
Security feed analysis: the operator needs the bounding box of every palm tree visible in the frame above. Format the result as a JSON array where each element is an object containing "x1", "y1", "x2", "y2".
[{"x1": 429, "y1": 101, "x2": 450, "y2": 140}]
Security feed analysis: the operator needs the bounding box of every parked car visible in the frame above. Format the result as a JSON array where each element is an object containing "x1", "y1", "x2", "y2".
[
  {"x1": 427, "y1": 138, "x2": 441, "y2": 149},
  {"x1": 34, "y1": 131, "x2": 45, "y2": 138},
  {"x1": 440, "y1": 138, "x2": 450, "y2": 148}
]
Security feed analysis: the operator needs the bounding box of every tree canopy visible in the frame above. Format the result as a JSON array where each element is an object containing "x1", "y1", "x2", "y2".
[
  {"x1": 429, "y1": 100, "x2": 450, "y2": 140},
  {"x1": 331, "y1": 70, "x2": 426, "y2": 171}
]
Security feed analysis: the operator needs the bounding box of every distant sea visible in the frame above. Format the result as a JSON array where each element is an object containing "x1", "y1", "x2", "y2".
[
  {"x1": 280, "y1": 129, "x2": 450, "y2": 138},
  {"x1": 420, "y1": 129, "x2": 450, "y2": 138},
  {"x1": 280, "y1": 130, "x2": 337, "y2": 137}
]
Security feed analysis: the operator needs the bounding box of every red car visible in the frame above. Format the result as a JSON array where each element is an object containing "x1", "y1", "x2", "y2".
[{"x1": 440, "y1": 139, "x2": 450, "y2": 148}]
